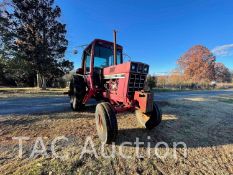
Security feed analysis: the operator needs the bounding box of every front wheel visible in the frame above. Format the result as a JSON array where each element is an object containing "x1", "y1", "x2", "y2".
[
  {"x1": 135, "y1": 103, "x2": 162, "y2": 129},
  {"x1": 95, "y1": 102, "x2": 118, "y2": 144}
]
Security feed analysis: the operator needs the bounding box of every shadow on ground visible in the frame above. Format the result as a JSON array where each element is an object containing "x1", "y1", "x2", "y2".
[{"x1": 116, "y1": 99, "x2": 233, "y2": 149}]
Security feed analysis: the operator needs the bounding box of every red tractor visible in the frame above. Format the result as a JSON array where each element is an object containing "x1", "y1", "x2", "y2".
[{"x1": 69, "y1": 32, "x2": 162, "y2": 144}]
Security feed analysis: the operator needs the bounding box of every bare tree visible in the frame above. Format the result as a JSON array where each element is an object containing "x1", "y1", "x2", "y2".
[
  {"x1": 214, "y1": 63, "x2": 231, "y2": 83},
  {"x1": 169, "y1": 69, "x2": 184, "y2": 89}
]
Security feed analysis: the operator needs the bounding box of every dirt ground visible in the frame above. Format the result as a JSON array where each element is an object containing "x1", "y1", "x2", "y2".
[{"x1": 0, "y1": 95, "x2": 233, "y2": 175}]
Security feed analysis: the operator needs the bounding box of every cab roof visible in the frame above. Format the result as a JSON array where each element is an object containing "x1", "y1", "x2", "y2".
[{"x1": 84, "y1": 39, "x2": 123, "y2": 52}]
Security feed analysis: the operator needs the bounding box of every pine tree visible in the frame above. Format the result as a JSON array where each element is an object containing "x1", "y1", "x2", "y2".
[
  {"x1": 6, "y1": 0, "x2": 73, "y2": 87},
  {"x1": 0, "y1": 2, "x2": 16, "y2": 85}
]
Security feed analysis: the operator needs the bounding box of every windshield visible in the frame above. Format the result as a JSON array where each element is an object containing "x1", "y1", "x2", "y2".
[{"x1": 94, "y1": 44, "x2": 122, "y2": 68}]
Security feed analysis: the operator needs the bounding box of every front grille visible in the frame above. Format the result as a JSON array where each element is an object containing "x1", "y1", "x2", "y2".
[{"x1": 128, "y1": 73, "x2": 146, "y2": 97}]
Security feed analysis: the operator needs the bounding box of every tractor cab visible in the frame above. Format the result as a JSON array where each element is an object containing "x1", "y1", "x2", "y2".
[
  {"x1": 81, "y1": 39, "x2": 123, "y2": 75},
  {"x1": 77, "y1": 39, "x2": 125, "y2": 103}
]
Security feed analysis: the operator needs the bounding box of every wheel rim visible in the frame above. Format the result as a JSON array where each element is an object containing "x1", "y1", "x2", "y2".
[
  {"x1": 141, "y1": 113, "x2": 150, "y2": 123},
  {"x1": 98, "y1": 114, "x2": 104, "y2": 132},
  {"x1": 135, "y1": 110, "x2": 150, "y2": 127},
  {"x1": 72, "y1": 96, "x2": 76, "y2": 109}
]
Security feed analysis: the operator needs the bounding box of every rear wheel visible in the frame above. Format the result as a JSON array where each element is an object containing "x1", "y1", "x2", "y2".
[
  {"x1": 69, "y1": 75, "x2": 86, "y2": 111},
  {"x1": 70, "y1": 95, "x2": 85, "y2": 111},
  {"x1": 95, "y1": 102, "x2": 118, "y2": 144},
  {"x1": 135, "y1": 103, "x2": 162, "y2": 129}
]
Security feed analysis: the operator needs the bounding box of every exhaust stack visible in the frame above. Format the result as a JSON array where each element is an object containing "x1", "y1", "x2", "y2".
[{"x1": 113, "y1": 30, "x2": 117, "y2": 65}]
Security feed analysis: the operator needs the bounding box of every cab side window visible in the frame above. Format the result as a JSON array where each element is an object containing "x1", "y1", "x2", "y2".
[{"x1": 83, "y1": 50, "x2": 91, "y2": 74}]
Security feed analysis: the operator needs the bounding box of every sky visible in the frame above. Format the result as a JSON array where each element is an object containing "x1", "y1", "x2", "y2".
[{"x1": 55, "y1": 0, "x2": 233, "y2": 74}]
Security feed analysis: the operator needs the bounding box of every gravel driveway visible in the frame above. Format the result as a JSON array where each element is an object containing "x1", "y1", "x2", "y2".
[
  {"x1": 0, "y1": 90, "x2": 232, "y2": 115},
  {"x1": 0, "y1": 90, "x2": 233, "y2": 174},
  {"x1": 0, "y1": 96, "x2": 70, "y2": 115}
]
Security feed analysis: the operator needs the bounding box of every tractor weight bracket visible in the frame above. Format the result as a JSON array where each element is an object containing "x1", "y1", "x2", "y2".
[{"x1": 134, "y1": 91, "x2": 154, "y2": 113}]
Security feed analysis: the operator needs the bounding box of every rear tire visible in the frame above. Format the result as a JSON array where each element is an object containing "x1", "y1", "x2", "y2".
[
  {"x1": 69, "y1": 75, "x2": 86, "y2": 111},
  {"x1": 95, "y1": 102, "x2": 118, "y2": 144},
  {"x1": 135, "y1": 103, "x2": 162, "y2": 130},
  {"x1": 70, "y1": 95, "x2": 85, "y2": 111}
]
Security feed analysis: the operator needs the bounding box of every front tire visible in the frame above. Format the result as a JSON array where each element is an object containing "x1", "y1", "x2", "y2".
[
  {"x1": 95, "y1": 102, "x2": 118, "y2": 144},
  {"x1": 135, "y1": 103, "x2": 162, "y2": 129}
]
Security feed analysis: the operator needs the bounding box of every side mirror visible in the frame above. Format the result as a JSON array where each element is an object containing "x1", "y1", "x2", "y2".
[
  {"x1": 73, "y1": 49, "x2": 78, "y2": 55},
  {"x1": 76, "y1": 68, "x2": 84, "y2": 74}
]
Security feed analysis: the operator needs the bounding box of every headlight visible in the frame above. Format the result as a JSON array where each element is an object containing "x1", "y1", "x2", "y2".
[
  {"x1": 143, "y1": 65, "x2": 149, "y2": 73},
  {"x1": 131, "y1": 64, "x2": 137, "y2": 71}
]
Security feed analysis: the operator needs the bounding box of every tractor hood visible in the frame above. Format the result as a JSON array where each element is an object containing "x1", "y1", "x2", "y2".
[{"x1": 103, "y1": 62, "x2": 149, "y2": 76}]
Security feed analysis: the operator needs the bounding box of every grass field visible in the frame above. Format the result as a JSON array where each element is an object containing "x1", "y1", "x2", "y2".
[
  {"x1": 0, "y1": 94, "x2": 233, "y2": 174},
  {"x1": 153, "y1": 83, "x2": 233, "y2": 93},
  {"x1": 0, "y1": 87, "x2": 68, "y2": 99}
]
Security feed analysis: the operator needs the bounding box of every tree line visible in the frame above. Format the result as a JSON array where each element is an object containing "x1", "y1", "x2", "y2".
[
  {"x1": 0, "y1": 0, "x2": 73, "y2": 88},
  {"x1": 147, "y1": 45, "x2": 232, "y2": 89},
  {"x1": 1, "y1": 1, "x2": 232, "y2": 89}
]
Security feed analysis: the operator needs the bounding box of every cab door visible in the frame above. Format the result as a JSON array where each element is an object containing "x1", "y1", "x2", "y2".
[{"x1": 82, "y1": 46, "x2": 95, "y2": 103}]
